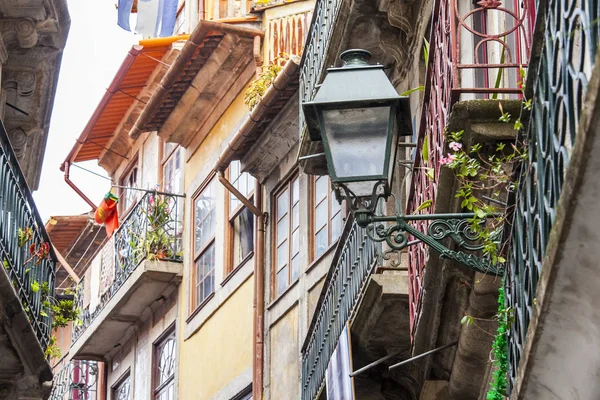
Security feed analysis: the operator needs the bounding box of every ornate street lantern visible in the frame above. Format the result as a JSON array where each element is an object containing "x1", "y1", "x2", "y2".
[
  {"x1": 301, "y1": 49, "x2": 505, "y2": 276},
  {"x1": 302, "y1": 49, "x2": 412, "y2": 200}
]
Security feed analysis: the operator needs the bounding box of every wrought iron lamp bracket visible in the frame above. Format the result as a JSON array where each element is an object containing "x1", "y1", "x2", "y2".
[{"x1": 360, "y1": 212, "x2": 505, "y2": 276}]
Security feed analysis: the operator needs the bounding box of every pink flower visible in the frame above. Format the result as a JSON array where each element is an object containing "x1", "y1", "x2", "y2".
[
  {"x1": 449, "y1": 141, "x2": 462, "y2": 151},
  {"x1": 440, "y1": 153, "x2": 456, "y2": 165}
]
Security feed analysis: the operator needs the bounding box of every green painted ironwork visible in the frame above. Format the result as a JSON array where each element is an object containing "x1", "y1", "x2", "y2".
[
  {"x1": 359, "y1": 213, "x2": 504, "y2": 276},
  {"x1": 505, "y1": 0, "x2": 599, "y2": 390},
  {"x1": 0, "y1": 120, "x2": 56, "y2": 352},
  {"x1": 301, "y1": 216, "x2": 380, "y2": 400}
]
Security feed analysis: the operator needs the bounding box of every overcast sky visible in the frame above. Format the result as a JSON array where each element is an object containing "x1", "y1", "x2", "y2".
[{"x1": 33, "y1": 0, "x2": 138, "y2": 221}]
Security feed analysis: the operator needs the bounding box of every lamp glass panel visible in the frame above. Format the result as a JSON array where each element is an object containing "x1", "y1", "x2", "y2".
[{"x1": 322, "y1": 106, "x2": 390, "y2": 181}]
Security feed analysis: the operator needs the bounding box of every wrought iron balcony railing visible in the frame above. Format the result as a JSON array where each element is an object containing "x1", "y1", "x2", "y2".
[
  {"x1": 405, "y1": 0, "x2": 535, "y2": 333},
  {"x1": 301, "y1": 217, "x2": 380, "y2": 400},
  {"x1": 71, "y1": 191, "x2": 184, "y2": 344},
  {"x1": 0, "y1": 120, "x2": 56, "y2": 352},
  {"x1": 49, "y1": 360, "x2": 98, "y2": 400},
  {"x1": 298, "y1": 0, "x2": 344, "y2": 134},
  {"x1": 504, "y1": 0, "x2": 598, "y2": 391}
]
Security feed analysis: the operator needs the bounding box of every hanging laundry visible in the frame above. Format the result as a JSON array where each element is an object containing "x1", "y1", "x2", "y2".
[
  {"x1": 94, "y1": 192, "x2": 120, "y2": 238},
  {"x1": 117, "y1": 0, "x2": 135, "y2": 32},
  {"x1": 117, "y1": 0, "x2": 178, "y2": 38}
]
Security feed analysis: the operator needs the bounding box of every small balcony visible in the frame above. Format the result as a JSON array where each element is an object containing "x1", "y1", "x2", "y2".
[
  {"x1": 49, "y1": 360, "x2": 98, "y2": 400},
  {"x1": 301, "y1": 218, "x2": 380, "y2": 400},
  {"x1": 69, "y1": 191, "x2": 184, "y2": 360},
  {"x1": 0, "y1": 120, "x2": 56, "y2": 396}
]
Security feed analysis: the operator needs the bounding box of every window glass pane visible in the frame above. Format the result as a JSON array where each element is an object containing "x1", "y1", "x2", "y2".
[
  {"x1": 196, "y1": 243, "x2": 215, "y2": 303},
  {"x1": 292, "y1": 203, "x2": 299, "y2": 229},
  {"x1": 276, "y1": 214, "x2": 289, "y2": 245},
  {"x1": 195, "y1": 181, "x2": 216, "y2": 253},
  {"x1": 315, "y1": 229, "x2": 328, "y2": 258},
  {"x1": 315, "y1": 176, "x2": 328, "y2": 203},
  {"x1": 331, "y1": 213, "x2": 342, "y2": 243},
  {"x1": 238, "y1": 174, "x2": 247, "y2": 198},
  {"x1": 157, "y1": 337, "x2": 175, "y2": 385},
  {"x1": 292, "y1": 177, "x2": 299, "y2": 203},
  {"x1": 291, "y1": 255, "x2": 300, "y2": 282},
  {"x1": 292, "y1": 229, "x2": 299, "y2": 256},
  {"x1": 164, "y1": 148, "x2": 182, "y2": 194},
  {"x1": 122, "y1": 167, "x2": 138, "y2": 212},
  {"x1": 232, "y1": 207, "x2": 254, "y2": 266},
  {"x1": 331, "y1": 189, "x2": 341, "y2": 215},
  {"x1": 315, "y1": 201, "x2": 327, "y2": 231},
  {"x1": 277, "y1": 241, "x2": 288, "y2": 270},
  {"x1": 277, "y1": 266, "x2": 288, "y2": 295},
  {"x1": 277, "y1": 190, "x2": 289, "y2": 220},
  {"x1": 114, "y1": 375, "x2": 131, "y2": 400}
]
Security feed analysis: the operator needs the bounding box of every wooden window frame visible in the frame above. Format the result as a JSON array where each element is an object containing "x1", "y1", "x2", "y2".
[
  {"x1": 119, "y1": 155, "x2": 139, "y2": 216},
  {"x1": 161, "y1": 142, "x2": 182, "y2": 194},
  {"x1": 310, "y1": 175, "x2": 344, "y2": 262},
  {"x1": 271, "y1": 172, "x2": 300, "y2": 299},
  {"x1": 112, "y1": 370, "x2": 131, "y2": 400},
  {"x1": 191, "y1": 175, "x2": 217, "y2": 312},
  {"x1": 152, "y1": 325, "x2": 176, "y2": 400},
  {"x1": 224, "y1": 162, "x2": 255, "y2": 277}
]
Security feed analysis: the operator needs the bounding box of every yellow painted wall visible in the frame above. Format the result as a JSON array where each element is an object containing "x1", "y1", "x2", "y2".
[
  {"x1": 184, "y1": 88, "x2": 250, "y2": 190},
  {"x1": 178, "y1": 276, "x2": 254, "y2": 399}
]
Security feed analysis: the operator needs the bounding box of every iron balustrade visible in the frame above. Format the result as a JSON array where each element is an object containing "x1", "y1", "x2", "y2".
[
  {"x1": 405, "y1": 0, "x2": 535, "y2": 334},
  {"x1": 49, "y1": 360, "x2": 98, "y2": 400},
  {"x1": 299, "y1": 0, "x2": 535, "y2": 335},
  {"x1": 504, "y1": 0, "x2": 599, "y2": 390},
  {"x1": 301, "y1": 217, "x2": 380, "y2": 400},
  {"x1": 298, "y1": 0, "x2": 344, "y2": 135},
  {"x1": 71, "y1": 191, "x2": 183, "y2": 344},
  {"x1": 0, "y1": 120, "x2": 56, "y2": 352}
]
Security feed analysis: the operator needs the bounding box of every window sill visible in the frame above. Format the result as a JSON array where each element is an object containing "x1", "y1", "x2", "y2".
[
  {"x1": 221, "y1": 252, "x2": 254, "y2": 287},
  {"x1": 267, "y1": 277, "x2": 299, "y2": 311},
  {"x1": 305, "y1": 241, "x2": 338, "y2": 275},
  {"x1": 186, "y1": 292, "x2": 215, "y2": 324}
]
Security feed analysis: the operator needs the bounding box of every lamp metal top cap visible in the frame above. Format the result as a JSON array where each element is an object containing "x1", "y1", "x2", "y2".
[{"x1": 340, "y1": 49, "x2": 372, "y2": 67}]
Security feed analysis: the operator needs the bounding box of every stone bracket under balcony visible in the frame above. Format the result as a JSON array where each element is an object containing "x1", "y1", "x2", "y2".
[{"x1": 70, "y1": 260, "x2": 182, "y2": 360}]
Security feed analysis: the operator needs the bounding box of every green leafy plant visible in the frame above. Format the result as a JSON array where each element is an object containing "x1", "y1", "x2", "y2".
[
  {"x1": 131, "y1": 194, "x2": 176, "y2": 262},
  {"x1": 440, "y1": 127, "x2": 526, "y2": 264},
  {"x1": 15, "y1": 226, "x2": 81, "y2": 359},
  {"x1": 244, "y1": 54, "x2": 289, "y2": 109},
  {"x1": 17, "y1": 227, "x2": 33, "y2": 247}
]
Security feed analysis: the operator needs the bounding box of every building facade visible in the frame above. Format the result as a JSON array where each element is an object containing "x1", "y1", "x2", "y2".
[
  {"x1": 46, "y1": 0, "x2": 600, "y2": 400},
  {"x1": 0, "y1": 0, "x2": 70, "y2": 398}
]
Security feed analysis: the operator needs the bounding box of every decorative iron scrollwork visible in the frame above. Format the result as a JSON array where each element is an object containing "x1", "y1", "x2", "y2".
[
  {"x1": 363, "y1": 213, "x2": 504, "y2": 276},
  {"x1": 49, "y1": 361, "x2": 98, "y2": 400}
]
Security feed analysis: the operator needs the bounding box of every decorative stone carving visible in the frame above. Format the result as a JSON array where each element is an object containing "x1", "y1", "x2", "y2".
[
  {"x1": 0, "y1": 0, "x2": 47, "y2": 21},
  {"x1": 0, "y1": 19, "x2": 39, "y2": 48},
  {"x1": 8, "y1": 128, "x2": 27, "y2": 159}
]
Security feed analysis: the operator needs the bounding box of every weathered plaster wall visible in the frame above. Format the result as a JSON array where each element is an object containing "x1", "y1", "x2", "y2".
[
  {"x1": 107, "y1": 295, "x2": 177, "y2": 400},
  {"x1": 178, "y1": 278, "x2": 253, "y2": 400},
  {"x1": 269, "y1": 305, "x2": 299, "y2": 399}
]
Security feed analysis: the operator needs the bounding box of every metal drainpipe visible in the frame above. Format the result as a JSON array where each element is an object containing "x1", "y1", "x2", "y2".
[
  {"x1": 217, "y1": 170, "x2": 265, "y2": 399},
  {"x1": 63, "y1": 161, "x2": 98, "y2": 210}
]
